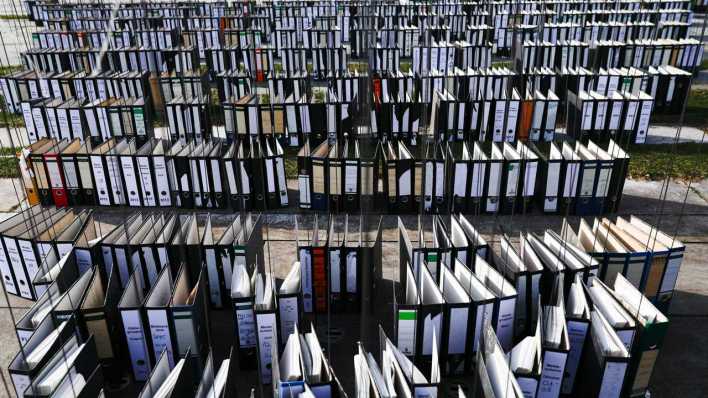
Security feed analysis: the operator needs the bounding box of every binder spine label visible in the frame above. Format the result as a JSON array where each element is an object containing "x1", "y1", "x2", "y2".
[
  {"x1": 598, "y1": 361, "x2": 627, "y2": 398},
  {"x1": 278, "y1": 296, "x2": 299, "y2": 341},
  {"x1": 121, "y1": 309, "x2": 152, "y2": 381},
  {"x1": 147, "y1": 309, "x2": 175, "y2": 368},
  {"x1": 538, "y1": 350, "x2": 567, "y2": 398},
  {"x1": 397, "y1": 309, "x2": 416, "y2": 356},
  {"x1": 256, "y1": 312, "x2": 277, "y2": 384},
  {"x1": 235, "y1": 304, "x2": 256, "y2": 348},
  {"x1": 300, "y1": 249, "x2": 313, "y2": 312}
]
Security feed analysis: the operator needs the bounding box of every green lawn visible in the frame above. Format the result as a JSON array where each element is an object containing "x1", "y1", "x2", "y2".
[
  {"x1": 628, "y1": 143, "x2": 708, "y2": 181},
  {"x1": 652, "y1": 88, "x2": 708, "y2": 129},
  {"x1": 0, "y1": 157, "x2": 19, "y2": 178}
]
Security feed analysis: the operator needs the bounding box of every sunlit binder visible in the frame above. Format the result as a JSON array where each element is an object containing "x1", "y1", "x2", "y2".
[
  {"x1": 297, "y1": 215, "x2": 328, "y2": 314},
  {"x1": 118, "y1": 267, "x2": 152, "y2": 382},
  {"x1": 254, "y1": 269, "x2": 278, "y2": 384},
  {"x1": 575, "y1": 309, "x2": 630, "y2": 398},
  {"x1": 24, "y1": 331, "x2": 99, "y2": 398},
  {"x1": 277, "y1": 260, "x2": 302, "y2": 343},
  {"x1": 483, "y1": 143, "x2": 503, "y2": 214},
  {"x1": 79, "y1": 262, "x2": 125, "y2": 385},
  {"x1": 9, "y1": 317, "x2": 77, "y2": 397},
  {"x1": 472, "y1": 254, "x2": 517, "y2": 352},
  {"x1": 139, "y1": 349, "x2": 194, "y2": 398}
]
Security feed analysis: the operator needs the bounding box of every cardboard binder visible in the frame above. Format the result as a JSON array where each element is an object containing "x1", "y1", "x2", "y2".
[
  {"x1": 15, "y1": 279, "x2": 65, "y2": 347},
  {"x1": 254, "y1": 270, "x2": 278, "y2": 384},
  {"x1": 394, "y1": 261, "x2": 421, "y2": 358},
  {"x1": 585, "y1": 277, "x2": 637, "y2": 357},
  {"x1": 626, "y1": 216, "x2": 685, "y2": 311},
  {"x1": 170, "y1": 265, "x2": 210, "y2": 378},
  {"x1": 477, "y1": 324, "x2": 525, "y2": 398},
  {"x1": 231, "y1": 260, "x2": 257, "y2": 371},
  {"x1": 2, "y1": 208, "x2": 70, "y2": 300},
  {"x1": 576, "y1": 309, "x2": 631, "y2": 398},
  {"x1": 118, "y1": 267, "x2": 152, "y2": 382},
  {"x1": 558, "y1": 142, "x2": 580, "y2": 215},
  {"x1": 9, "y1": 317, "x2": 78, "y2": 398},
  {"x1": 455, "y1": 214, "x2": 490, "y2": 265},
  {"x1": 493, "y1": 234, "x2": 543, "y2": 339},
  {"x1": 145, "y1": 265, "x2": 179, "y2": 368},
  {"x1": 447, "y1": 142, "x2": 471, "y2": 213},
  {"x1": 75, "y1": 140, "x2": 98, "y2": 206},
  {"x1": 561, "y1": 274, "x2": 592, "y2": 395},
  {"x1": 19, "y1": 139, "x2": 54, "y2": 206},
  {"x1": 439, "y1": 263, "x2": 475, "y2": 376},
  {"x1": 604, "y1": 139, "x2": 629, "y2": 214},
  {"x1": 532, "y1": 142, "x2": 562, "y2": 214},
  {"x1": 614, "y1": 217, "x2": 671, "y2": 303},
  {"x1": 611, "y1": 274, "x2": 669, "y2": 397},
  {"x1": 49, "y1": 265, "x2": 95, "y2": 326},
  {"x1": 452, "y1": 258, "x2": 496, "y2": 358},
  {"x1": 24, "y1": 334, "x2": 99, "y2": 398},
  {"x1": 139, "y1": 349, "x2": 194, "y2": 398},
  {"x1": 58, "y1": 139, "x2": 84, "y2": 206},
  {"x1": 473, "y1": 254, "x2": 517, "y2": 352},
  {"x1": 0, "y1": 206, "x2": 51, "y2": 297},
  {"x1": 100, "y1": 213, "x2": 143, "y2": 288},
  {"x1": 499, "y1": 142, "x2": 521, "y2": 214},
  {"x1": 78, "y1": 261, "x2": 125, "y2": 383},
  {"x1": 277, "y1": 260, "x2": 302, "y2": 343},
  {"x1": 342, "y1": 138, "x2": 360, "y2": 212},
  {"x1": 509, "y1": 305, "x2": 543, "y2": 398},
  {"x1": 298, "y1": 215, "x2": 328, "y2": 314},
  {"x1": 482, "y1": 143, "x2": 503, "y2": 214},
  {"x1": 327, "y1": 217, "x2": 346, "y2": 313}
]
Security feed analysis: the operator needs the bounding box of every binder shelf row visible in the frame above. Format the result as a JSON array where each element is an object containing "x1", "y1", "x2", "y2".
[
  {"x1": 18, "y1": 136, "x2": 630, "y2": 215},
  {"x1": 5, "y1": 207, "x2": 682, "y2": 398}
]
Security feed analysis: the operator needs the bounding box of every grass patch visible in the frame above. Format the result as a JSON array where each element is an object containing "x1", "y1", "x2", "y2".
[
  {"x1": 284, "y1": 146, "x2": 299, "y2": 178},
  {"x1": 628, "y1": 143, "x2": 708, "y2": 181},
  {"x1": 492, "y1": 60, "x2": 512, "y2": 69},
  {"x1": 0, "y1": 64, "x2": 23, "y2": 75},
  {"x1": 700, "y1": 58, "x2": 708, "y2": 71},
  {"x1": 0, "y1": 14, "x2": 29, "y2": 21},
  {"x1": 652, "y1": 89, "x2": 708, "y2": 129},
  {"x1": 0, "y1": 157, "x2": 19, "y2": 178},
  {"x1": 0, "y1": 111, "x2": 24, "y2": 128},
  {"x1": 0, "y1": 147, "x2": 21, "y2": 156}
]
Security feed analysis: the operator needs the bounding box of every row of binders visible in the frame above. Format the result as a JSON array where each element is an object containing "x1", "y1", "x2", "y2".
[
  {"x1": 391, "y1": 214, "x2": 677, "y2": 398},
  {"x1": 296, "y1": 137, "x2": 629, "y2": 215},
  {"x1": 20, "y1": 97, "x2": 153, "y2": 146},
  {"x1": 19, "y1": 137, "x2": 289, "y2": 210},
  {"x1": 5, "y1": 205, "x2": 682, "y2": 397}
]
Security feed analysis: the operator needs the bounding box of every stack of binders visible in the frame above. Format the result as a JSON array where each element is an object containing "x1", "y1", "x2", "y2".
[{"x1": 166, "y1": 95, "x2": 210, "y2": 143}]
